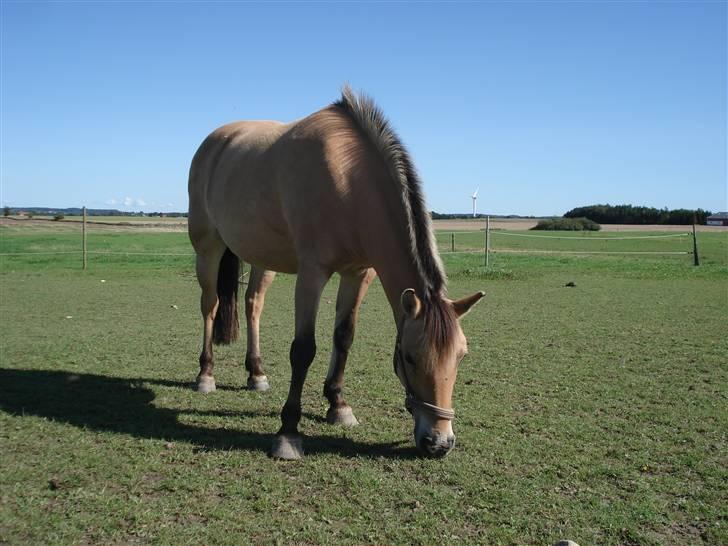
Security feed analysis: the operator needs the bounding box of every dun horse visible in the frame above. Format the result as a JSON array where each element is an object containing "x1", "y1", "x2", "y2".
[{"x1": 188, "y1": 87, "x2": 484, "y2": 459}]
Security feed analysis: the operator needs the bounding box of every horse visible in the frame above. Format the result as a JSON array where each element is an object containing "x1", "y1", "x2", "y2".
[{"x1": 188, "y1": 86, "x2": 484, "y2": 459}]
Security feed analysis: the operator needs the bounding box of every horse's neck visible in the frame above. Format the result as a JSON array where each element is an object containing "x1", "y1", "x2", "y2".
[
  {"x1": 362, "y1": 203, "x2": 431, "y2": 325},
  {"x1": 346, "y1": 158, "x2": 440, "y2": 325},
  {"x1": 377, "y1": 261, "x2": 425, "y2": 325}
]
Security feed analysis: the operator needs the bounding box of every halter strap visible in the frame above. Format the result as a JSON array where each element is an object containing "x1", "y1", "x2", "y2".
[
  {"x1": 394, "y1": 317, "x2": 455, "y2": 422},
  {"x1": 406, "y1": 396, "x2": 456, "y2": 421}
]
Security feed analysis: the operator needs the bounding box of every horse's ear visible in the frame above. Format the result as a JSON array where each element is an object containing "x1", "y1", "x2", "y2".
[
  {"x1": 452, "y1": 291, "x2": 485, "y2": 318},
  {"x1": 400, "y1": 289, "x2": 422, "y2": 319}
]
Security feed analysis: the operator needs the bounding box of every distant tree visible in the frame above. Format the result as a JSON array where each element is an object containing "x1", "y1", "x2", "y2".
[
  {"x1": 3, "y1": 206, "x2": 9, "y2": 217},
  {"x1": 564, "y1": 204, "x2": 712, "y2": 225},
  {"x1": 53, "y1": 214, "x2": 65, "y2": 221},
  {"x1": 532, "y1": 217, "x2": 600, "y2": 231}
]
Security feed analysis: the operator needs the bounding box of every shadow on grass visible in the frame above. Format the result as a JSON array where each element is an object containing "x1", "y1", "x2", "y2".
[{"x1": 0, "y1": 369, "x2": 417, "y2": 459}]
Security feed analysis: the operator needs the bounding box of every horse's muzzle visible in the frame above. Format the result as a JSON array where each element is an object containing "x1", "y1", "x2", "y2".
[{"x1": 417, "y1": 433, "x2": 456, "y2": 458}]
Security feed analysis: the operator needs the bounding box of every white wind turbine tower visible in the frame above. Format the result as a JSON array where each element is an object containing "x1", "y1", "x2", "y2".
[{"x1": 471, "y1": 188, "x2": 479, "y2": 218}]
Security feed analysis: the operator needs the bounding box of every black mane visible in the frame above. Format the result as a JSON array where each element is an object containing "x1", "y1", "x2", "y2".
[
  {"x1": 333, "y1": 86, "x2": 447, "y2": 300},
  {"x1": 334, "y1": 86, "x2": 457, "y2": 353}
]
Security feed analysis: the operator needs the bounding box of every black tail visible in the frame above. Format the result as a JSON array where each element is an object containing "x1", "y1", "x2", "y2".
[{"x1": 213, "y1": 248, "x2": 240, "y2": 345}]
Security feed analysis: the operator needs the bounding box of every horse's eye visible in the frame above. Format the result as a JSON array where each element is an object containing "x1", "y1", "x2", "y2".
[{"x1": 405, "y1": 354, "x2": 416, "y2": 367}]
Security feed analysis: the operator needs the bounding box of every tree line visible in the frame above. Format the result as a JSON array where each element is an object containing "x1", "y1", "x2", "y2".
[{"x1": 564, "y1": 204, "x2": 712, "y2": 225}]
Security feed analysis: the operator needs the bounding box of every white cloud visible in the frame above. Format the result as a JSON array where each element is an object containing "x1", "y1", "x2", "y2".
[{"x1": 105, "y1": 197, "x2": 176, "y2": 210}]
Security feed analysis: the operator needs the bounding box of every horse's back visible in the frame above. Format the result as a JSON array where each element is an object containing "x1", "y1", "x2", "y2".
[{"x1": 188, "y1": 107, "x2": 385, "y2": 273}]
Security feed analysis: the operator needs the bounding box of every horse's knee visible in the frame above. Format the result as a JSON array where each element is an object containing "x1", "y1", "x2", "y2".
[
  {"x1": 290, "y1": 336, "x2": 316, "y2": 368},
  {"x1": 333, "y1": 319, "x2": 355, "y2": 354}
]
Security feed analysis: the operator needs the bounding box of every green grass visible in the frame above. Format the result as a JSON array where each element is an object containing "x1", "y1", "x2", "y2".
[{"x1": 1, "y1": 225, "x2": 727, "y2": 544}]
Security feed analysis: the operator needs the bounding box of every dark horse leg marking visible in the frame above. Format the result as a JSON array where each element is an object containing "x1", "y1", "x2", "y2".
[
  {"x1": 323, "y1": 268, "x2": 376, "y2": 426},
  {"x1": 244, "y1": 266, "x2": 276, "y2": 391},
  {"x1": 271, "y1": 266, "x2": 331, "y2": 459}
]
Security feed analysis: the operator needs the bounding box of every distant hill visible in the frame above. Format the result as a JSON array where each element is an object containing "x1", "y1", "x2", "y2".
[{"x1": 3, "y1": 207, "x2": 188, "y2": 218}]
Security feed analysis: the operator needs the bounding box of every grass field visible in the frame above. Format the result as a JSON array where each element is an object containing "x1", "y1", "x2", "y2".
[{"x1": 1, "y1": 223, "x2": 726, "y2": 544}]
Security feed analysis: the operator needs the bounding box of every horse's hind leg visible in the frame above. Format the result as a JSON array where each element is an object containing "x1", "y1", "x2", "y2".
[
  {"x1": 324, "y1": 268, "x2": 376, "y2": 426},
  {"x1": 194, "y1": 236, "x2": 227, "y2": 393},
  {"x1": 244, "y1": 266, "x2": 276, "y2": 391}
]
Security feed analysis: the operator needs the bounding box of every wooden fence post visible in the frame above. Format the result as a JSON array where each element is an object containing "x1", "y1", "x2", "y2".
[
  {"x1": 451, "y1": 233, "x2": 455, "y2": 253},
  {"x1": 82, "y1": 206, "x2": 87, "y2": 270},
  {"x1": 484, "y1": 215, "x2": 490, "y2": 268},
  {"x1": 692, "y1": 221, "x2": 700, "y2": 266}
]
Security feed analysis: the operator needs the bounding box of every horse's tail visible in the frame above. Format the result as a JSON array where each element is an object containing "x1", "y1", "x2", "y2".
[{"x1": 213, "y1": 248, "x2": 240, "y2": 345}]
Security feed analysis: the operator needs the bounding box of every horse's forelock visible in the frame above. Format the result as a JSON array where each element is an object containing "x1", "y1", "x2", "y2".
[{"x1": 422, "y1": 295, "x2": 459, "y2": 360}]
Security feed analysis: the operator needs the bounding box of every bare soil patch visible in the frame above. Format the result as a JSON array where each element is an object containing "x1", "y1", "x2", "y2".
[
  {"x1": 4, "y1": 216, "x2": 724, "y2": 235},
  {"x1": 0, "y1": 217, "x2": 187, "y2": 233},
  {"x1": 432, "y1": 218, "x2": 726, "y2": 233}
]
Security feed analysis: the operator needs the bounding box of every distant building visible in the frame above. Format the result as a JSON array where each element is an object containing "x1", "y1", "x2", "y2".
[{"x1": 706, "y1": 212, "x2": 728, "y2": 226}]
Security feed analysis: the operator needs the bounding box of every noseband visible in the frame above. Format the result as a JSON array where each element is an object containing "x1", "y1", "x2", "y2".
[{"x1": 394, "y1": 319, "x2": 455, "y2": 422}]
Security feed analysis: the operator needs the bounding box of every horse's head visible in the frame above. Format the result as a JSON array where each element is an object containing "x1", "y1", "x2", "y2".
[{"x1": 394, "y1": 289, "x2": 484, "y2": 457}]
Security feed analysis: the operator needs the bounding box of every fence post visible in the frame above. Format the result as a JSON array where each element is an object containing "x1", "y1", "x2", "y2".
[
  {"x1": 692, "y1": 221, "x2": 700, "y2": 266},
  {"x1": 484, "y1": 215, "x2": 490, "y2": 267},
  {"x1": 451, "y1": 233, "x2": 455, "y2": 253},
  {"x1": 82, "y1": 206, "x2": 87, "y2": 270}
]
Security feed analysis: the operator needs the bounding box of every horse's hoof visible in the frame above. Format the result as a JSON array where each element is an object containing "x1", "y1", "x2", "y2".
[
  {"x1": 326, "y1": 405, "x2": 359, "y2": 427},
  {"x1": 247, "y1": 375, "x2": 270, "y2": 392},
  {"x1": 271, "y1": 434, "x2": 303, "y2": 460},
  {"x1": 196, "y1": 375, "x2": 216, "y2": 393}
]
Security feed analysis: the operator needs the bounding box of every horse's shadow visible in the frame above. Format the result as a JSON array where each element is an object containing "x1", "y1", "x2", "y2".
[{"x1": 0, "y1": 368, "x2": 418, "y2": 459}]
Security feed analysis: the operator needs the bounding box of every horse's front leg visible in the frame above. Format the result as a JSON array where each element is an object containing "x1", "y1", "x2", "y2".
[
  {"x1": 244, "y1": 266, "x2": 276, "y2": 391},
  {"x1": 270, "y1": 265, "x2": 331, "y2": 460},
  {"x1": 324, "y1": 268, "x2": 376, "y2": 426}
]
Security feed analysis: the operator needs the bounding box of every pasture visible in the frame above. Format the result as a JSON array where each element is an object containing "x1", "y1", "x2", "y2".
[{"x1": 1, "y1": 221, "x2": 726, "y2": 545}]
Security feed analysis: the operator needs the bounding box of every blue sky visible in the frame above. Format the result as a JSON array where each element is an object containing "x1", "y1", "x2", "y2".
[{"x1": 1, "y1": 1, "x2": 725, "y2": 215}]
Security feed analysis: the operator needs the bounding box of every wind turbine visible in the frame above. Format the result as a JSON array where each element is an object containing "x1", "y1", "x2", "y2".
[{"x1": 471, "y1": 188, "x2": 479, "y2": 218}]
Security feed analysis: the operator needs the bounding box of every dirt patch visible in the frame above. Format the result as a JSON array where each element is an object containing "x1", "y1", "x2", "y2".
[
  {"x1": 432, "y1": 218, "x2": 726, "y2": 233},
  {"x1": 433, "y1": 218, "x2": 538, "y2": 231},
  {"x1": 4, "y1": 216, "x2": 724, "y2": 234},
  {"x1": 596, "y1": 223, "x2": 725, "y2": 233},
  {"x1": 0, "y1": 217, "x2": 187, "y2": 233}
]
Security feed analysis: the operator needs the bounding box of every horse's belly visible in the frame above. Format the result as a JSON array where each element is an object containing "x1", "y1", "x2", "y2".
[
  {"x1": 217, "y1": 216, "x2": 298, "y2": 274},
  {"x1": 235, "y1": 242, "x2": 298, "y2": 274}
]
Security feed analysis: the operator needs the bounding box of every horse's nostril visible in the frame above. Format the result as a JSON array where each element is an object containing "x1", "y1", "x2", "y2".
[{"x1": 418, "y1": 435, "x2": 453, "y2": 458}]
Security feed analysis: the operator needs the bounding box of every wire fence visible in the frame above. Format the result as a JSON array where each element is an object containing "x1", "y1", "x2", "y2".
[
  {"x1": 0, "y1": 230, "x2": 696, "y2": 264},
  {"x1": 1, "y1": 212, "x2": 701, "y2": 267},
  {"x1": 435, "y1": 229, "x2": 693, "y2": 263}
]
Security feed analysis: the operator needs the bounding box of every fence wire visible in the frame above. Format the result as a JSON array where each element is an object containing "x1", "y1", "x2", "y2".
[{"x1": 1, "y1": 231, "x2": 693, "y2": 259}]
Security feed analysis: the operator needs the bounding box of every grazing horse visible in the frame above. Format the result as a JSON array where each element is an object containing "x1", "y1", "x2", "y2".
[{"x1": 188, "y1": 87, "x2": 484, "y2": 459}]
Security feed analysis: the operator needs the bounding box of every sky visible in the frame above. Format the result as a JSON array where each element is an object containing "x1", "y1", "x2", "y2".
[{"x1": 1, "y1": 1, "x2": 726, "y2": 216}]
